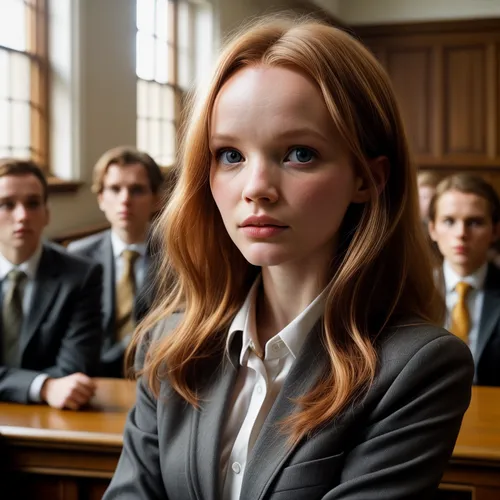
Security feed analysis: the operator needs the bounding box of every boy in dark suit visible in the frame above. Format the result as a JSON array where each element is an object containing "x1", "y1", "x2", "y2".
[
  {"x1": 68, "y1": 146, "x2": 164, "y2": 377},
  {"x1": 0, "y1": 159, "x2": 103, "y2": 407},
  {"x1": 429, "y1": 173, "x2": 500, "y2": 386}
]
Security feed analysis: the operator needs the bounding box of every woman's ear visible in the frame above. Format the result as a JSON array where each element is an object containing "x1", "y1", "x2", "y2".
[{"x1": 351, "y1": 156, "x2": 390, "y2": 203}]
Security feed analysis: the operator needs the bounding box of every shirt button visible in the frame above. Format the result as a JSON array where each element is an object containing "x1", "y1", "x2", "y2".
[
  {"x1": 232, "y1": 462, "x2": 242, "y2": 474},
  {"x1": 256, "y1": 385, "x2": 263, "y2": 394},
  {"x1": 272, "y1": 343, "x2": 280, "y2": 353}
]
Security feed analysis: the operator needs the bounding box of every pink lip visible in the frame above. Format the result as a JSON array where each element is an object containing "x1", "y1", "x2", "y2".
[
  {"x1": 239, "y1": 215, "x2": 288, "y2": 239},
  {"x1": 240, "y1": 215, "x2": 287, "y2": 227},
  {"x1": 453, "y1": 246, "x2": 467, "y2": 254}
]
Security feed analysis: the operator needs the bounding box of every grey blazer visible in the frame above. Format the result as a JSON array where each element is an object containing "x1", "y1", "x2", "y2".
[
  {"x1": 67, "y1": 230, "x2": 155, "y2": 377},
  {"x1": 104, "y1": 319, "x2": 474, "y2": 500},
  {"x1": 0, "y1": 242, "x2": 103, "y2": 403}
]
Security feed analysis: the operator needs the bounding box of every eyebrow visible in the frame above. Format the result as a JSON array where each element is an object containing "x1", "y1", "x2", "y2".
[{"x1": 210, "y1": 127, "x2": 331, "y2": 144}]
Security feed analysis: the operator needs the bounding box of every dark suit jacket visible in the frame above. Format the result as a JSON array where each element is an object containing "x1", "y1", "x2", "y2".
[
  {"x1": 67, "y1": 230, "x2": 156, "y2": 377},
  {"x1": 474, "y1": 263, "x2": 500, "y2": 386},
  {"x1": 0, "y1": 242, "x2": 103, "y2": 403},
  {"x1": 104, "y1": 319, "x2": 473, "y2": 500}
]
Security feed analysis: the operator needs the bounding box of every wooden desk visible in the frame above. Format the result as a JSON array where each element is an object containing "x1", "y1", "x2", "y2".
[
  {"x1": 441, "y1": 386, "x2": 500, "y2": 500},
  {"x1": 1, "y1": 382, "x2": 500, "y2": 500},
  {"x1": 0, "y1": 378, "x2": 135, "y2": 500}
]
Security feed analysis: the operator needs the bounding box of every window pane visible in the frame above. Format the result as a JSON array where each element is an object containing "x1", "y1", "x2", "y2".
[
  {"x1": 0, "y1": 100, "x2": 10, "y2": 148},
  {"x1": 161, "y1": 121, "x2": 175, "y2": 165},
  {"x1": 0, "y1": 0, "x2": 26, "y2": 51},
  {"x1": 148, "y1": 82, "x2": 161, "y2": 119},
  {"x1": 10, "y1": 51, "x2": 30, "y2": 101},
  {"x1": 155, "y1": 41, "x2": 168, "y2": 83},
  {"x1": 11, "y1": 101, "x2": 29, "y2": 148},
  {"x1": 136, "y1": 0, "x2": 155, "y2": 34},
  {"x1": 149, "y1": 119, "x2": 161, "y2": 158},
  {"x1": 136, "y1": 32, "x2": 155, "y2": 80},
  {"x1": 137, "y1": 79, "x2": 150, "y2": 118},
  {"x1": 155, "y1": 0, "x2": 169, "y2": 42},
  {"x1": 137, "y1": 117, "x2": 148, "y2": 152},
  {"x1": 161, "y1": 85, "x2": 174, "y2": 121},
  {"x1": 0, "y1": 50, "x2": 9, "y2": 98}
]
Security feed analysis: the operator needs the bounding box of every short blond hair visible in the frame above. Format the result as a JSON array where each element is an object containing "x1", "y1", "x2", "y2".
[{"x1": 92, "y1": 146, "x2": 164, "y2": 194}]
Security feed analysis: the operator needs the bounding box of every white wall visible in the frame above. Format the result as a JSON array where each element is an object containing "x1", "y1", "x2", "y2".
[
  {"x1": 46, "y1": 0, "x2": 137, "y2": 237},
  {"x1": 333, "y1": 0, "x2": 500, "y2": 25}
]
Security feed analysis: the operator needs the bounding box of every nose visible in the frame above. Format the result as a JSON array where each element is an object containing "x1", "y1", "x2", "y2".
[
  {"x1": 118, "y1": 188, "x2": 131, "y2": 204},
  {"x1": 13, "y1": 202, "x2": 28, "y2": 221},
  {"x1": 454, "y1": 220, "x2": 467, "y2": 239},
  {"x1": 241, "y1": 157, "x2": 279, "y2": 204}
]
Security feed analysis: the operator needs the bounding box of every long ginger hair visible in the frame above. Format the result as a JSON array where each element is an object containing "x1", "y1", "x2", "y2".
[{"x1": 128, "y1": 15, "x2": 444, "y2": 445}]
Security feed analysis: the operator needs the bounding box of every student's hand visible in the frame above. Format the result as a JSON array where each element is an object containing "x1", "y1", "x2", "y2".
[{"x1": 40, "y1": 373, "x2": 97, "y2": 410}]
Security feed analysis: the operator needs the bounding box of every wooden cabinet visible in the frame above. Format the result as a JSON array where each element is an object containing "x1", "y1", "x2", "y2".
[{"x1": 355, "y1": 20, "x2": 500, "y2": 174}]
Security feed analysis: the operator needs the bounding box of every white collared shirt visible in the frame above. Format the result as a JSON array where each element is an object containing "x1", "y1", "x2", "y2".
[
  {"x1": 0, "y1": 245, "x2": 47, "y2": 401},
  {"x1": 220, "y1": 278, "x2": 326, "y2": 500},
  {"x1": 110, "y1": 231, "x2": 147, "y2": 290},
  {"x1": 443, "y1": 260, "x2": 487, "y2": 362}
]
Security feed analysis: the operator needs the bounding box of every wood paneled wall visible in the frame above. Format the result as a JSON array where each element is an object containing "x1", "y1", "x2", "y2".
[{"x1": 354, "y1": 19, "x2": 500, "y2": 192}]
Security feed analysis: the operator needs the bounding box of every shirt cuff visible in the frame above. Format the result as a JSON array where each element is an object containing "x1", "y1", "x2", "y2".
[{"x1": 29, "y1": 374, "x2": 50, "y2": 402}]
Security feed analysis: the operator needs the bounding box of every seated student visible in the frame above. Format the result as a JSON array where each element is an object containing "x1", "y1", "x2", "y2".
[
  {"x1": 429, "y1": 173, "x2": 500, "y2": 386},
  {"x1": 67, "y1": 146, "x2": 164, "y2": 378},
  {"x1": 0, "y1": 159, "x2": 103, "y2": 408}
]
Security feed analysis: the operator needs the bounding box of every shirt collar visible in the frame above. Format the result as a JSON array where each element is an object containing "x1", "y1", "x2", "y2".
[
  {"x1": 443, "y1": 260, "x2": 488, "y2": 293},
  {"x1": 0, "y1": 244, "x2": 43, "y2": 282},
  {"x1": 110, "y1": 230, "x2": 147, "y2": 259},
  {"x1": 226, "y1": 275, "x2": 326, "y2": 365}
]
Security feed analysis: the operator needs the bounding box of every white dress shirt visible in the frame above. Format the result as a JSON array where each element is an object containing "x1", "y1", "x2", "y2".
[
  {"x1": 443, "y1": 260, "x2": 487, "y2": 362},
  {"x1": 220, "y1": 278, "x2": 326, "y2": 500},
  {"x1": 110, "y1": 231, "x2": 147, "y2": 290},
  {"x1": 0, "y1": 245, "x2": 47, "y2": 401}
]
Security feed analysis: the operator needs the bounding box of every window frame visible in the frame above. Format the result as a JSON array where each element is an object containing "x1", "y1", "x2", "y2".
[{"x1": 0, "y1": 0, "x2": 50, "y2": 171}]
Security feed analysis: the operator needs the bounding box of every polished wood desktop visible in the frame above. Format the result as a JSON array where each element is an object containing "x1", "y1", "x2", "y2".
[
  {"x1": 0, "y1": 378, "x2": 135, "y2": 500},
  {"x1": 0, "y1": 381, "x2": 499, "y2": 500}
]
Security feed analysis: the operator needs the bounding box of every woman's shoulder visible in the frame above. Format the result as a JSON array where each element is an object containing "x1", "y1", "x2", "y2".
[{"x1": 375, "y1": 318, "x2": 474, "y2": 383}]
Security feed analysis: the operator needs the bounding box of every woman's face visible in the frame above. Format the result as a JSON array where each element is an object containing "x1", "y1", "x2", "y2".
[{"x1": 209, "y1": 65, "x2": 365, "y2": 271}]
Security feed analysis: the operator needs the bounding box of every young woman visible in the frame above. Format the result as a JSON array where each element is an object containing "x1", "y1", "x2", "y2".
[
  {"x1": 104, "y1": 16, "x2": 474, "y2": 500},
  {"x1": 428, "y1": 173, "x2": 500, "y2": 386}
]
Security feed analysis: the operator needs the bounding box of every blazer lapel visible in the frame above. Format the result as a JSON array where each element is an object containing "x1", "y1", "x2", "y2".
[
  {"x1": 240, "y1": 321, "x2": 326, "y2": 500},
  {"x1": 477, "y1": 276, "x2": 500, "y2": 365},
  {"x1": 191, "y1": 335, "x2": 242, "y2": 500},
  {"x1": 20, "y1": 245, "x2": 61, "y2": 355},
  {"x1": 100, "y1": 233, "x2": 115, "y2": 338}
]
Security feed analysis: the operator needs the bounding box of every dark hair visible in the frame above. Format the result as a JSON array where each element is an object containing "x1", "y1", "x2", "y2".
[
  {"x1": 0, "y1": 158, "x2": 48, "y2": 202},
  {"x1": 92, "y1": 146, "x2": 165, "y2": 194},
  {"x1": 429, "y1": 173, "x2": 500, "y2": 224}
]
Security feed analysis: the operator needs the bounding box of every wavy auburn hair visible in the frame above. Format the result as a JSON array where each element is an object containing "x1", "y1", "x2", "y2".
[{"x1": 128, "y1": 15, "x2": 444, "y2": 445}]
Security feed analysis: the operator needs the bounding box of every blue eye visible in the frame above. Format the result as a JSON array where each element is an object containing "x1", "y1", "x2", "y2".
[
  {"x1": 219, "y1": 149, "x2": 243, "y2": 165},
  {"x1": 285, "y1": 147, "x2": 316, "y2": 164}
]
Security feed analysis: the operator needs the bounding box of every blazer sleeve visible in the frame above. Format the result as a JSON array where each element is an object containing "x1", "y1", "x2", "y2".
[
  {"x1": 103, "y1": 376, "x2": 167, "y2": 499},
  {"x1": 0, "y1": 367, "x2": 43, "y2": 403},
  {"x1": 325, "y1": 334, "x2": 474, "y2": 500},
  {"x1": 44, "y1": 262, "x2": 104, "y2": 378}
]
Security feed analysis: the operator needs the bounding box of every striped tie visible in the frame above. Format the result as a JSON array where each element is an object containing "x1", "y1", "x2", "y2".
[
  {"x1": 115, "y1": 250, "x2": 140, "y2": 341},
  {"x1": 449, "y1": 281, "x2": 472, "y2": 344}
]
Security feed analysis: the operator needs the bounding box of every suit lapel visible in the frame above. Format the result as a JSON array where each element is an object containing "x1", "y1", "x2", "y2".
[
  {"x1": 240, "y1": 322, "x2": 325, "y2": 500},
  {"x1": 20, "y1": 245, "x2": 61, "y2": 355},
  {"x1": 477, "y1": 265, "x2": 500, "y2": 364},
  {"x1": 99, "y1": 233, "x2": 115, "y2": 338},
  {"x1": 191, "y1": 335, "x2": 242, "y2": 500}
]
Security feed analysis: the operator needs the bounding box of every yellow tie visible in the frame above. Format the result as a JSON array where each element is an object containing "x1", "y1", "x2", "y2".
[
  {"x1": 115, "y1": 250, "x2": 140, "y2": 341},
  {"x1": 450, "y1": 281, "x2": 472, "y2": 343}
]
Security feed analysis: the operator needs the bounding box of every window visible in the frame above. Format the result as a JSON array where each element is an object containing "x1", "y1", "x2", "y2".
[
  {"x1": 136, "y1": 0, "x2": 212, "y2": 166},
  {"x1": 0, "y1": 0, "x2": 49, "y2": 168}
]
